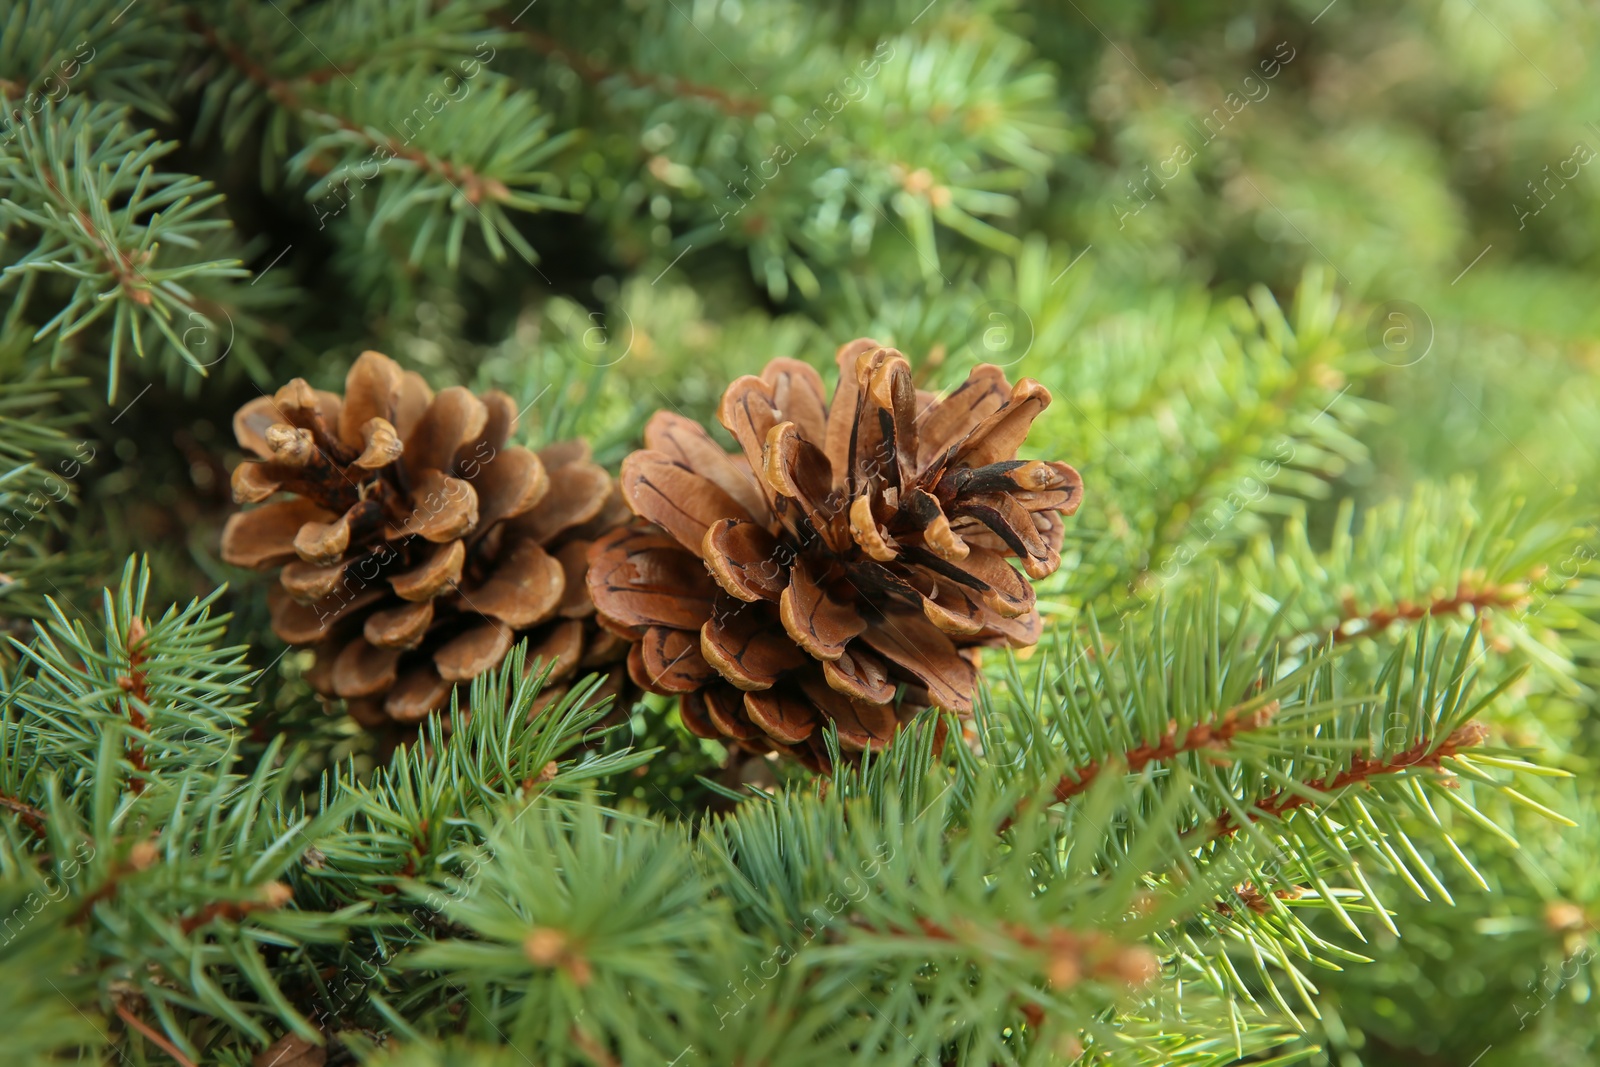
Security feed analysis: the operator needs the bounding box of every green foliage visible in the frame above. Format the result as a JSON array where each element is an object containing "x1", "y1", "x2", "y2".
[
  {"x1": 0, "y1": 372, "x2": 93, "y2": 622},
  {"x1": 0, "y1": 97, "x2": 249, "y2": 392},
  {"x1": 1, "y1": 0, "x2": 1598, "y2": 1064}
]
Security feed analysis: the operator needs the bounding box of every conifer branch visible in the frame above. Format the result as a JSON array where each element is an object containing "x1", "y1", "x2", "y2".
[
  {"x1": 1210, "y1": 721, "x2": 1491, "y2": 838},
  {"x1": 115, "y1": 617, "x2": 149, "y2": 792},
  {"x1": 0, "y1": 793, "x2": 47, "y2": 838},
  {"x1": 902, "y1": 916, "x2": 1159, "y2": 991},
  {"x1": 493, "y1": 14, "x2": 766, "y2": 115},
  {"x1": 1052, "y1": 700, "x2": 1280, "y2": 803},
  {"x1": 1144, "y1": 355, "x2": 1343, "y2": 572},
  {"x1": 0, "y1": 98, "x2": 248, "y2": 389},
  {"x1": 35, "y1": 168, "x2": 155, "y2": 305},
  {"x1": 176, "y1": 881, "x2": 293, "y2": 935},
  {"x1": 1329, "y1": 579, "x2": 1531, "y2": 644},
  {"x1": 998, "y1": 699, "x2": 1280, "y2": 832},
  {"x1": 187, "y1": 14, "x2": 512, "y2": 206},
  {"x1": 66, "y1": 840, "x2": 159, "y2": 924},
  {"x1": 1212, "y1": 882, "x2": 1306, "y2": 918}
]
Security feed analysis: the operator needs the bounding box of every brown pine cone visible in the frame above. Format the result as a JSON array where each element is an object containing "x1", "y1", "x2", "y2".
[
  {"x1": 587, "y1": 339, "x2": 1082, "y2": 770},
  {"x1": 220, "y1": 351, "x2": 631, "y2": 726}
]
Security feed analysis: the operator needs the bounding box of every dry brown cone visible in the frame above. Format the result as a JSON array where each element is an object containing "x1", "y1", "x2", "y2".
[
  {"x1": 220, "y1": 351, "x2": 632, "y2": 726},
  {"x1": 587, "y1": 338, "x2": 1083, "y2": 771}
]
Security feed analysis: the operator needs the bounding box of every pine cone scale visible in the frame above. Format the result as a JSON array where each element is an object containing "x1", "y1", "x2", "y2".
[
  {"x1": 509, "y1": 459, "x2": 610, "y2": 544},
  {"x1": 859, "y1": 614, "x2": 975, "y2": 713},
  {"x1": 386, "y1": 665, "x2": 450, "y2": 722},
  {"x1": 402, "y1": 386, "x2": 488, "y2": 479},
  {"x1": 776, "y1": 557, "x2": 862, "y2": 660},
  {"x1": 589, "y1": 525, "x2": 721, "y2": 633},
  {"x1": 630, "y1": 626, "x2": 715, "y2": 693},
  {"x1": 717, "y1": 378, "x2": 787, "y2": 499},
  {"x1": 702, "y1": 518, "x2": 785, "y2": 602},
  {"x1": 802, "y1": 675, "x2": 897, "y2": 750},
  {"x1": 365, "y1": 600, "x2": 432, "y2": 649},
  {"x1": 762, "y1": 423, "x2": 839, "y2": 542},
  {"x1": 332, "y1": 638, "x2": 400, "y2": 698},
  {"x1": 911, "y1": 364, "x2": 1010, "y2": 470},
  {"x1": 948, "y1": 380, "x2": 1051, "y2": 470},
  {"x1": 701, "y1": 600, "x2": 806, "y2": 689},
  {"x1": 744, "y1": 686, "x2": 816, "y2": 744},
  {"x1": 467, "y1": 447, "x2": 548, "y2": 531},
  {"x1": 390, "y1": 540, "x2": 465, "y2": 601},
  {"x1": 823, "y1": 645, "x2": 895, "y2": 704},
  {"x1": 644, "y1": 411, "x2": 771, "y2": 521},
  {"x1": 337, "y1": 351, "x2": 402, "y2": 446},
  {"x1": 460, "y1": 540, "x2": 565, "y2": 629},
  {"x1": 705, "y1": 684, "x2": 766, "y2": 740},
  {"x1": 529, "y1": 620, "x2": 585, "y2": 683},
  {"x1": 621, "y1": 450, "x2": 758, "y2": 553},
  {"x1": 763, "y1": 358, "x2": 832, "y2": 443},
  {"x1": 822, "y1": 340, "x2": 877, "y2": 486},
  {"x1": 435, "y1": 623, "x2": 513, "y2": 682},
  {"x1": 553, "y1": 541, "x2": 598, "y2": 618}
]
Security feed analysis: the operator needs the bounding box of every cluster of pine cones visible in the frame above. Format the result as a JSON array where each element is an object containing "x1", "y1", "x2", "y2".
[{"x1": 223, "y1": 340, "x2": 1082, "y2": 770}]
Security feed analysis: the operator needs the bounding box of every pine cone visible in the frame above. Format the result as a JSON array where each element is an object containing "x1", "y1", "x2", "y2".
[
  {"x1": 588, "y1": 339, "x2": 1082, "y2": 770},
  {"x1": 221, "y1": 351, "x2": 630, "y2": 725}
]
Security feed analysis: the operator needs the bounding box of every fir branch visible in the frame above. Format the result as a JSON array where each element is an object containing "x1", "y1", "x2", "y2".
[
  {"x1": 187, "y1": 14, "x2": 512, "y2": 208},
  {"x1": 1140, "y1": 348, "x2": 1344, "y2": 584},
  {"x1": 0, "y1": 792, "x2": 47, "y2": 837},
  {"x1": 1054, "y1": 269, "x2": 1371, "y2": 605},
  {"x1": 0, "y1": 0, "x2": 182, "y2": 121},
  {"x1": 997, "y1": 699, "x2": 1280, "y2": 832},
  {"x1": 1329, "y1": 577, "x2": 1532, "y2": 644},
  {"x1": 1210, "y1": 721, "x2": 1491, "y2": 838},
  {"x1": 896, "y1": 916, "x2": 1159, "y2": 991},
  {"x1": 1212, "y1": 881, "x2": 1306, "y2": 919},
  {"x1": 188, "y1": 7, "x2": 576, "y2": 270},
  {"x1": 34, "y1": 165, "x2": 153, "y2": 304},
  {"x1": 175, "y1": 879, "x2": 293, "y2": 935},
  {"x1": 114, "y1": 616, "x2": 148, "y2": 791},
  {"x1": 1051, "y1": 700, "x2": 1280, "y2": 803},
  {"x1": 0, "y1": 99, "x2": 248, "y2": 392},
  {"x1": 493, "y1": 15, "x2": 766, "y2": 116},
  {"x1": 65, "y1": 839, "x2": 159, "y2": 923},
  {"x1": 1233, "y1": 482, "x2": 1591, "y2": 664}
]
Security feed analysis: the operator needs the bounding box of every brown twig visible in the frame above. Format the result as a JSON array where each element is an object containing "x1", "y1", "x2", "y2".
[
  {"x1": 905, "y1": 916, "x2": 1159, "y2": 990},
  {"x1": 1000, "y1": 700, "x2": 1278, "y2": 832},
  {"x1": 1052, "y1": 700, "x2": 1279, "y2": 803},
  {"x1": 68, "y1": 841, "x2": 159, "y2": 924},
  {"x1": 116, "y1": 618, "x2": 150, "y2": 792},
  {"x1": 177, "y1": 882, "x2": 293, "y2": 935},
  {"x1": 1210, "y1": 721, "x2": 1489, "y2": 838},
  {"x1": 1329, "y1": 579, "x2": 1529, "y2": 644},
  {"x1": 0, "y1": 793, "x2": 48, "y2": 838},
  {"x1": 1213, "y1": 882, "x2": 1305, "y2": 918},
  {"x1": 114, "y1": 1002, "x2": 199, "y2": 1067}
]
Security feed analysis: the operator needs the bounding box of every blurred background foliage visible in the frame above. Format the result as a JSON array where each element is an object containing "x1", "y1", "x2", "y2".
[{"x1": 2, "y1": 0, "x2": 1598, "y2": 1062}]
